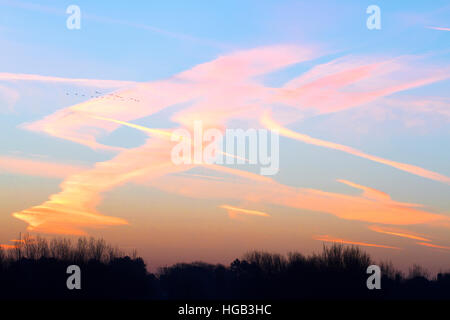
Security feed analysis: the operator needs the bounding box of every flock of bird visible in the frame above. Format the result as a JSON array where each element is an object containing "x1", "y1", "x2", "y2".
[{"x1": 65, "y1": 90, "x2": 140, "y2": 102}]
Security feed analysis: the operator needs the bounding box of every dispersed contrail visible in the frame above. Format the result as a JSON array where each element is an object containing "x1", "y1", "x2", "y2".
[
  {"x1": 0, "y1": 72, "x2": 138, "y2": 88},
  {"x1": 314, "y1": 235, "x2": 401, "y2": 250},
  {"x1": 0, "y1": 0, "x2": 228, "y2": 49},
  {"x1": 91, "y1": 115, "x2": 250, "y2": 163},
  {"x1": 261, "y1": 113, "x2": 450, "y2": 185},
  {"x1": 219, "y1": 205, "x2": 271, "y2": 218},
  {"x1": 11, "y1": 44, "x2": 450, "y2": 237},
  {"x1": 90, "y1": 115, "x2": 175, "y2": 139},
  {"x1": 417, "y1": 242, "x2": 450, "y2": 250}
]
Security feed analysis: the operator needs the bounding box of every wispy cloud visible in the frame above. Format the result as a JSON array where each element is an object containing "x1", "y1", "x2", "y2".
[
  {"x1": 0, "y1": 244, "x2": 15, "y2": 249},
  {"x1": 0, "y1": 84, "x2": 19, "y2": 112},
  {"x1": 261, "y1": 112, "x2": 450, "y2": 184},
  {"x1": 146, "y1": 170, "x2": 449, "y2": 226},
  {"x1": 11, "y1": 140, "x2": 183, "y2": 235},
  {"x1": 11, "y1": 45, "x2": 450, "y2": 235},
  {"x1": 0, "y1": 155, "x2": 86, "y2": 179},
  {"x1": 368, "y1": 225, "x2": 431, "y2": 242},
  {"x1": 84, "y1": 118, "x2": 449, "y2": 228},
  {"x1": 0, "y1": 0, "x2": 228, "y2": 48},
  {"x1": 314, "y1": 235, "x2": 401, "y2": 250},
  {"x1": 0, "y1": 72, "x2": 137, "y2": 88},
  {"x1": 270, "y1": 55, "x2": 450, "y2": 118},
  {"x1": 220, "y1": 204, "x2": 270, "y2": 219},
  {"x1": 426, "y1": 26, "x2": 450, "y2": 31},
  {"x1": 338, "y1": 180, "x2": 390, "y2": 201},
  {"x1": 417, "y1": 242, "x2": 450, "y2": 250}
]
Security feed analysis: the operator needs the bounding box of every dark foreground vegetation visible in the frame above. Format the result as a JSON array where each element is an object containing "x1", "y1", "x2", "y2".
[{"x1": 0, "y1": 236, "x2": 449, "y2": 300}]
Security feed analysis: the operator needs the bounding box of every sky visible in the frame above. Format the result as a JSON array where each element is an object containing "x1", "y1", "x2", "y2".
[{"x1": 0, "y1": 0, "x2": 449, "y2": 273}]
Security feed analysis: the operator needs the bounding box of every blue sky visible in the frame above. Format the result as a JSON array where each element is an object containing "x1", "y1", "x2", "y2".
[{"x1": 1, "y1": 0, "x2": 449, "y2": 79}]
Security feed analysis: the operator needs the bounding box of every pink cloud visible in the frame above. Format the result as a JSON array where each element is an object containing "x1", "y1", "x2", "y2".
[
  {"x1": 219, "y1": 204, "x2": 271, "y2": 219},
  {"x1": 0, "y1": 72, "x2": 137, "y2": 88},
  {"x1": 11, "y1": 45, "x2": 450, "y2": 235},
  {"x1": 261, "y1": 112, "x2": 450, "y2": 184}
]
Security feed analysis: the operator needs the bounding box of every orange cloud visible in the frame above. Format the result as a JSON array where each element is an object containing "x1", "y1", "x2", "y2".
[
  {"x1": 90, "y1": 115, "x2": 175, "y2": 139},
  {"x1": 0, "y1": 239, "x2": 27, "y2": 250},
  {"x1": 368, "y1": 225, "x2": 431, "y2": 242},
  {"x1": 0, "y1": 72, "x2": 137, "y2": 88},
  {"x1": 178, "y1": 173, "x2": 226, "y2": 181},
  {"x1": 0, "y1": 84, "x2": 19, "y2": 112},
  {"x1": 0, "y1": 156, "x2": 86, "y2": 179},
  {"x1": 314, "y1": 235, "x2": 401, "y2": 250},
  {"x1": 417, "y1": 242, "x2": 450, "y2": 250},
  {"x1": 220, "y1": 204, "x2": 270, "y2": 219},
  {"x1": 338, "y1": 179, "x2": 390, "y2": 201},
  {"x1": 11, "y1": 138, "x2": 185, "y2": 235}
]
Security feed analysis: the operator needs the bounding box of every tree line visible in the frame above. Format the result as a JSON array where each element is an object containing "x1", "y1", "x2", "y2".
[{"x1": 0, "y1": 236, "x2": 449, "y2": 300}]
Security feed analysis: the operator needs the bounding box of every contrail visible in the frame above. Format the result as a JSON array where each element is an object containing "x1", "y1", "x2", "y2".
[
  {"x1": 426, "y1": 26, "x2": 450, "y2": 31},
  {"x1": 91, "y1": 115, "x2": 250, "y2": 163},
  {"x1": 261, "y1": 112, "x2": 450, "y2": 185},
  {"x1": 0, "y1": 0, "x2": 229, "y2": 49},
  {"x1": 0, "y1": 72, "x2": 137, "y2": 88},
  {"x1": 314, "y1": 235, "x2": 401, "y2": 250},
  {"x1": 220, "y1": 204, "x2": 271, "y2": 218},
  {"x1": 417, "y1": 242, "x2": 450, "y2": 250},
  {"x1": 368, "y1": 225, "x2": 431, "y2": 242}
]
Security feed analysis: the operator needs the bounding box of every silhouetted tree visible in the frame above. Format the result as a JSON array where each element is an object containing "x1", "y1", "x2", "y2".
[{"x1": 1, "y1": 239, "x2": 449, "y2": 300}]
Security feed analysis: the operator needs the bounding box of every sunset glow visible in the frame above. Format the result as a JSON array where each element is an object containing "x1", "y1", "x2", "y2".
[
  {"x1": 0, "y1": 0, "x2": 449, "y2": 274},
  {"x1": 313, "y1": 235, "x2": 401, "y2": 250}
]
